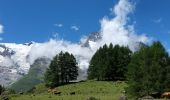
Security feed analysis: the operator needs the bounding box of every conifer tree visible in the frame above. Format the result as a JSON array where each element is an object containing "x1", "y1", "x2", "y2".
[
  {"x1": 44, "y1": 51, "x2": 78, "y2": 88},
  {"x1": 127, "y1": 41, "x2": 170, "y2": 98},
  {"x1": 88, "y1": 43, "x2": 132, "y2": 81}
]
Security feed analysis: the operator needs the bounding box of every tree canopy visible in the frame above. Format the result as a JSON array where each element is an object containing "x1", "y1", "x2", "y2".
[
  {"x1": 44, "y1": 51, "x2": 78, "y2": 88},
  {"x1": 88, "y1": 43, "x2": 132, "y2": 81},
  {"x1": 127, "y1": 41, "x2": 170, "y2": 98}
]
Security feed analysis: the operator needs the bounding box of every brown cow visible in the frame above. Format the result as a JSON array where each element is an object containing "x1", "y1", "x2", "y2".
[
  {"x1": 48, "y1": 88, "x2": 61, "y2": 95},
  {"x1": 161, "y1": 92, "x2": 170, "y2": 98}
]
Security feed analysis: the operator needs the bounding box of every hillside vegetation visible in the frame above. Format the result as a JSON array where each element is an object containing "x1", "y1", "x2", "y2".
[
  {"x1": 9, "y1": 80, "x2": 127, "y2": 100},
  {"x1": 10, "y1": 58, "x2": 50, "y2": 92}
]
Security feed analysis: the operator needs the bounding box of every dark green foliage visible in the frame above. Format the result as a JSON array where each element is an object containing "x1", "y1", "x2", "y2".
[
  {"x1": 0, "y1": 84, "x2": 5, "y2": 95},
  {"x1": 127, "y1": 41, "x2": 170, "y2": 98},
  {"x1": 44, "y1": 51, "x2": 78, "y2": 88},
  {"x1": 88, "y1": 43, "x2": 132, "y2": 81},
  {"x1": 7, "y1": 88, "x2": 16, "y2": 94}
]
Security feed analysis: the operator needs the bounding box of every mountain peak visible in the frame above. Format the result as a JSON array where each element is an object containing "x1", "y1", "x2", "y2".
[
  {"x1": 23, "y1": 41, "x2": 35, "y2": 46},
  {"x1": 81, "y1": 32, "x2": 101, "y2": 47}
]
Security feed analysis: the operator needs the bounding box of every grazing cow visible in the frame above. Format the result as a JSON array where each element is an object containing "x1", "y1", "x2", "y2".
[
  {"x1": 161, "y1": 92, "x2": 170, "y2": 98},
  {"x1": 48, "y1": 88, "x2": 61, "y2": 95},
  {"x1": 70, "y1": 91, "x2": 75, "y2": 95}
]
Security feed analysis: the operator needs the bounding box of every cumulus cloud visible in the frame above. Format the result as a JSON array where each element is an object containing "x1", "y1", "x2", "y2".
[
  {"x1": 71, "y1": 25, "x2": 79, "y2": 31},
  {"x1": 0, "y1": 24, "x2": 3, "y2": 34},
  {"x1": 28, "y1": 39, "x2": 93, "y2": 68},
  {"x1": 97, "y1": 0, "x2": 149, "y2": 51},
  {"x1": 54, "y1": 24, "x2": 63, "y2": 27},
  {"x1": 80, "y1": 36, "x2": 88, "y2": 44}
]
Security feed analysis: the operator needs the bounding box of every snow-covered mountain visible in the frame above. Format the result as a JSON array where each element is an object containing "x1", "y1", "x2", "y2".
[
  {"x1": 81, "y1": 32, "x2": 101, "y2": 47},
  {"x1": 0, "y1": 31, "x2": 145, "y2": 87},
  {"x1": 0, "y1": 43, "x2": 33, "y2": 86},
  {"x1": 10, "y1": 57, "x2": 51, "y2": 92},
  {"x1": 0, "y1": 32, "x2": 101, "y2": 86},
  {"x1": 0, "y1": 32, "x2": 100, "y2": 86}
]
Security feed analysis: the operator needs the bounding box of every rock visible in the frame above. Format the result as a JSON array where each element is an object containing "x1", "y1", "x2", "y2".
[
  {"x1": 119, "y1": 95, "x2": 127, "y2": 100},
  {"x1": 70, "y1": 91, "x2": 75, "y2": 95}
]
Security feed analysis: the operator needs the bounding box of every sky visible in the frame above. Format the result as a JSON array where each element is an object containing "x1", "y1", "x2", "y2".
[{"x1": 0, "y1": 0, "x2": 170, "y2": 51}]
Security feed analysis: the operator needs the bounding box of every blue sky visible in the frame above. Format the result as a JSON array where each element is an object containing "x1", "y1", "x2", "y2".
[
  {"x1": 0, "y1": 0, "x2": 115, "y2": 43},
  {"x1": 0, "y1": 0, "x2": 170, "y2": 51}
]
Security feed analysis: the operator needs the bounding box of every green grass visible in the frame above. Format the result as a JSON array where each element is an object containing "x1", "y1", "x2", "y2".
[{"x1": 9, "y1": 80, "x2": 127, "y2": 100}]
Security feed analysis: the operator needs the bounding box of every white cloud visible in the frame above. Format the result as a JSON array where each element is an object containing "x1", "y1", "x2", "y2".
[
  {"x1": 0, "y1": 24, "x2": 4, "y2": 34},
  {"x1": 71, "y1": 25, "x2": 79, "y2": 31},
  {"x1": 28, "y1": 39, "x2": 93, "y2": 70},
  {"x1": 54, "y1": 24, "x2": 63, "y2": 27},
  {"x1": 153, "y1": 18, "x2": 162, "y2": 23},
  {"x1": 80, "y1": 36, "x2": 88, "y2": 44},
  {"x1": 97, "y1": 0, "x2": 149, "y2": 51}
]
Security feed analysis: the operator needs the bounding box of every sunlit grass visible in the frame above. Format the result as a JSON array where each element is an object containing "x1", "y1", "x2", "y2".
[{"x1": 9, "y1": 80, "x2": 127, "y2": 100}]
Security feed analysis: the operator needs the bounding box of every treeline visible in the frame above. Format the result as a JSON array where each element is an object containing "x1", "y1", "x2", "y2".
[
  {"x1": 88, "y1": 41, "x2": 170, "y2": 98},
  {"x1": 88, "y1": 44, "x2": 131, "y2": 81},
  {"x1": 44, "y1": 41, "x2": 170, "y2": 98},
  {"x1": 127, "y1": 41, "x2": 170, "y2": 98}
]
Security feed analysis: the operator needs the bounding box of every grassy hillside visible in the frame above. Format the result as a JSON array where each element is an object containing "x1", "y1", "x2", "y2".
[
  {"x1": 9, "y1": 80, "x2": 127, "y2": 100},
  {"x1": 10, "y1": 58, "x2": 50, "y2": 92}
]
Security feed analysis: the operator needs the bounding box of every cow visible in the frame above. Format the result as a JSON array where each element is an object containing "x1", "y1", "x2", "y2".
[
  {"x1": 161, "y1": 92, "x2": 170, "y2": 98},
  {"x1": 48, "y1": 88, "x2": 62, "y2": 95}
]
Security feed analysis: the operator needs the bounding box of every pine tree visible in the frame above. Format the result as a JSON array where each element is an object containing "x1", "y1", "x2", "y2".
[
  {"x1": 88, "y1": 43, "x2": 132, "y2": 81},
  {"x1": 127, "y1": 41, "x2": 170, "y2": 98},
  {"x1": 44, "y1": 51, "x2": 78, "y2": 88},
  {"x1": 44, "y1": 54, "x2": 60, "y2": 88}
]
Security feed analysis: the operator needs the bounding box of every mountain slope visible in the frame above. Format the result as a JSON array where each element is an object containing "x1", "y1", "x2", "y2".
[
  {"x1": 11, "y1": 81, "x2": 127, "y2": 100},
  {"x1": 81, "y1": 32, "x2": 101, "y2": 47},
  {"x1": 0, "y1": 43, "x2": 33, "y2": 86},
  {"x1": 10, "y1": 57, "x2": 50, "y2": 92}
]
